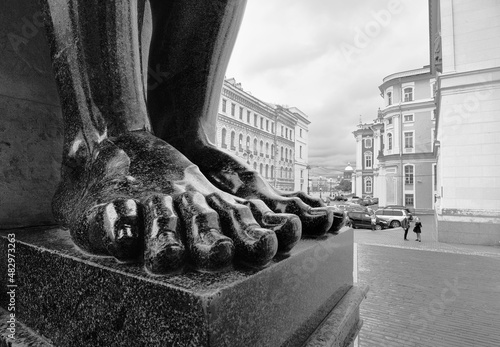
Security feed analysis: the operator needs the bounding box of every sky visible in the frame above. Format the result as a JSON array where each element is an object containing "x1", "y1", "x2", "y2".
[{"x1": 225, "y1": 0, "x2": 430, "y2": 174}]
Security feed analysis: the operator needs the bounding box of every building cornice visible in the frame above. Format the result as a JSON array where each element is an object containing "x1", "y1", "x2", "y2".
[{"x1": 380, "y1": 99, "x2": 435, "y2": 115}]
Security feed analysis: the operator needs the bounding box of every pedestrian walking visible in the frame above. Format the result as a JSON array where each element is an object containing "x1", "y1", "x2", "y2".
[
  {"x1": 402, "y1": 217, "x2": 410, "y2": 241},
  {"x1": 413, "y1": 217, "x2": 422, "y2": 242}
]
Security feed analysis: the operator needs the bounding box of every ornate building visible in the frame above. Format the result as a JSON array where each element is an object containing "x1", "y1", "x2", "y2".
[
  {"x1": 216, "y1": 78, "x2": 311, "y2": 191},
  {"x1": 430, "y1": 0, "x2": 500, "y2": 245},
  {"x1": 353, "y1": 66, "x2": 437, "y2": 212}
]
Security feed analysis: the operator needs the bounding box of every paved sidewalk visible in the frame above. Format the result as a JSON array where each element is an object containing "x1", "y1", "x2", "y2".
[
  {"x1": 354, "y1": 214, "x2": 500, "y2": 259},
  {"x1": 354, "y1": 217, "x2": 500, "y2": 346}
]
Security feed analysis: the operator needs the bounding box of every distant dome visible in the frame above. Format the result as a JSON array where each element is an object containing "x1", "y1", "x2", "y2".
[{"x1": 344, "y1": 163, "x2": 354, "y2": 172}]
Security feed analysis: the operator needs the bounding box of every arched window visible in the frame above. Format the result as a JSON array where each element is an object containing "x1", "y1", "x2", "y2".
[
  {"x1": 387, "y1": 133, "x2": 393, "y2": 150},
  {"x1": 364, "y1": 177, "x2": 372, "y2": 194},
  {"x1": 285, "y1": 148, "x2": 288, "y2": 161},
  {"x1": 265, "y1": 164, "x2": 269, "y2": 178},
  {"x1": 280, "y1": 167, "x2": 284, "y2": 178},
  {"x1": 270, "y1": 165, "x2": 274, "y2": 179},
  {"x1": 221, "y1": 128, "x2": 227, "y2": 148},
  {"x1": 259, "y1": 163, "x2": 263, "y2": 175},
  {"x1": 405, "y1": 165, "x2": 414, "y2": 185},
  {"x1": 265, "y1": 143, "x2": 269, "y2": 156},
  {"x1": 253, "y1": 138, "x2": 258, "y2": 154},
  {"x1": 403, "y1": 87, "x2": 413, "y2": 102},
  {"x1": 260, "y1": 140, "x2": 264, "y2": 154},
  {"x1": 246, "y1": 136, "x2": 250, "y2": 149},
  {"x1": 364, "y1": 151, "x2": 372, "y2": 169},
  {"x1": 238, "y1": 134, "x2": 243, "y2": 150},
  {"x1": 230, "y1": 131, "x2": 235, "y2": 149},
  {"x1": 271, "y1": 144, "x2": 275, "y2": 158},
  {"x1": 253, "y1": 162, "x2": 257, "y2": 170}
]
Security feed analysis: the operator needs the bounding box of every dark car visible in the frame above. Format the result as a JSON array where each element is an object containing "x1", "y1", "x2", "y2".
[
  {"x1": 333, "y1": 195, "x2": 347, "y2": 201},
  {"x1": 383, "y1": 205, "x2": 413, "y2": 221},
  {"x1": 346, "y1": 211, "x2": 388, "y2": 230}
]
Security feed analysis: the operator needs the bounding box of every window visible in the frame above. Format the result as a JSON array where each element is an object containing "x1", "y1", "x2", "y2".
[
  {"x1": 253, "y1": 139, "x2": 258, "y2": 154},
  {"x1": 265, "y1": 165, "x2": 269, "y2": 178},
  {"x1": 300, "y1": 170, "x2": 304, "y2": 178},
  {"x1": 281, "y1": 147, "x2": 284, "y2": 160},
  {"x1": 271, "y1": 166, "x2": 274, "y2": 179},
  {"x1": 300, "y1": 129, "x2": 303, "y2": 137},
  {"x1": 433, "y1": 164, "x2": 437, "y2": 191},
  {"x1": 364, "y1": 138, "x2": 372, "y2": 148},
  {"x1": 265, "y1": 143, "x2": 269, "y2": 157},
  {"x1": 231, "y1": 103, "x2": 235, "y2": 116},
  {"x1": 299, "y1": 146, "x2": 302, "y2": 158},
  {"x1": 403, "y1": 87, "x2": 413, "y2": 102},
  {"x1": 403, "y1": 114, "x2": 414, "y2": 122},
  {"x1": 405, "y1": 194, "x2": 414, "y2": 207},
  {"x1": 266, "y1": 120, "x2": 269, "y2": 131},
  {"x1": 260, "y1": 117, "x2": 263, "y2": 129},
  {"x1": 230, "y1": 131, "x2": 235, "y2": 149},
  {"x1": 254, "y1": 114, "x2": 257, "y2": 126},
  {"x1": 387, "y1": 117, "x2": 393, "y2": 125},
  {"x1": 387, "y1": 133, "x2": 393, "y2": 150},
  {"x1": 238, "y1": 134, "x2": 243, "y2": 151},
  {"x1": 222, "y1": 99, "x2": 227, "y2": 113},
  {"x1": 405, "y1": 165, "x2": 414, "y2": 185},
  {"x1": 247, "y1": 111, "x2": 251, "y2": 123},
  {"x1": 246, "y1": 136, "x2": 250, "y2": 149},
  {"x1": 221, "y1": 128, "x2": 227, "y2": 148},
  {"x1": 280, "y1": 167, "x2": 284, "y2": 178},
  {"x1": 259, "y1": 163, "x2": 263, "y2": 175},
  {"x1": 260, "y1": 140, "x2": 263, "y2": 155},
  {"x1": 253, "y1": 162, "x2": 257, "y2": 170},
  {"x1": 387, "y1": 91, "x2": 392, "y2": 105},
  {"x1": 239, "y1": 107, "x2": 243, "y2": 120},
  {"x1": 404, "y1": 132, "x2": 414, "y2": 149},
  {"x1": 285, "y1": 128, "x2": 288, "y2": 139},
  {"x1": 281, "y1": 126, "x2": 284, "y2": 137},
  {"x1": 271, "y1": 144, "x2": 274, "y2": 158},
  {"x1": 285, "y1": 148, "x2": 288, "y2": 161},
  {"x1": 271, "y1": 123, "x2": 274, "y2": 134},
  {"x1": 364, "y1": 177, "x2": 372, "y2": 194},
  {"x1": 364, "y1": 151, "x2": 372, "y2": 169}
]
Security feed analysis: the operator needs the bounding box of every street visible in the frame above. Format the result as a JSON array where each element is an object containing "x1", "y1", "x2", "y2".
[{"x1": 354, "y1": 214, "x2": 500, "y2": 346}]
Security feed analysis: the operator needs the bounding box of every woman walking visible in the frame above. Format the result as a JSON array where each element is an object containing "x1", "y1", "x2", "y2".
[{"x1": 413, "y1": 217, "x2": 422, "y2": 242}]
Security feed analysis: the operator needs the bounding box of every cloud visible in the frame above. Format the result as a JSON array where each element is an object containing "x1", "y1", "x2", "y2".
[{"x1": 226, "y1": 0, "x2": 429, "y2": 168}]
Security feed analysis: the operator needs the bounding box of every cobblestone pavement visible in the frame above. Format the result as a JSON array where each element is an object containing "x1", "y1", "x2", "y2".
[{"x1": 354, "y1": 215, "x2": 500, "y2": 346}]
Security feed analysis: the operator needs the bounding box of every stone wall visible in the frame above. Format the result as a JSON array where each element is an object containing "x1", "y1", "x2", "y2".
[{"x1": 0, "y1": 0, "x2": 63, "y2": 228}]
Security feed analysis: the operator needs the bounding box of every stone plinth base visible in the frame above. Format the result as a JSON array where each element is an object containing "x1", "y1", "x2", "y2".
[{"x1": 1, "y1": 227, "x2": 365, "y2": 346}]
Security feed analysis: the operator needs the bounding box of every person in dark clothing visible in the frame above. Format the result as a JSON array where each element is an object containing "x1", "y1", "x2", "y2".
[
  {"x1": 413, "y1": 217, "x2": 422, "y2": 242},
  {"x1": 402, "y1": 217, "x2": 410, "y2": 240}
]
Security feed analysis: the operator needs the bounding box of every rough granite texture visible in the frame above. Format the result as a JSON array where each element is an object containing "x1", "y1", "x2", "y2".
[
  {"x1": 0, "y1": 228, "x2": 354, "y2": 347},
  {"x1": 0, "y1": 0, "x2": 63, "y2": 228}
]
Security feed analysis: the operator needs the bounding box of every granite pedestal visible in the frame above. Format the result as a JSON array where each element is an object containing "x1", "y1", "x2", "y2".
[{"x1": 0, "y1": 227, "x2": 365, "y2": 346}]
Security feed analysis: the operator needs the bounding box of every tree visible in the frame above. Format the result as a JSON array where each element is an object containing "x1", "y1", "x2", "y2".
[{"x1": 337, "y1": 180, "x2": 352, "y2": 192}]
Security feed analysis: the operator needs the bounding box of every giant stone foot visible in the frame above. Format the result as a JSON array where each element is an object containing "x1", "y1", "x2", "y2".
[
  {"x1": 179, "y1": 144, "x2": 345, "y2": 237},
  {"x1": 53, "y1": 131, "x2": 301, "y2": 274}
]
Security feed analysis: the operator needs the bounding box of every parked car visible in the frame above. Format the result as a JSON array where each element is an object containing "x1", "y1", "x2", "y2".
[
  {"x1": 346, "y1": 211, "x2": 388, "y2": 230},
  {"x1": 333, "y1": 195, "x2": 347, "y2": 201},
  {"x1": 383, "y1": 205, "x2": 413, "y2": 221},
  {"x1": 374, "y1": 208, "x2": 410, "y2": 228}
]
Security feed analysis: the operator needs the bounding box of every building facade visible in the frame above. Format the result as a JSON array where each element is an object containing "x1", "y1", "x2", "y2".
[
  {"x1": 352, "y1": 116, "x2": 384, "y2": 198},
  {"x1": 429, "y1": 0, "x2": 500, "y2": 245},
  {"x1": 216, "y1": 78, "x2": 311, "y2": 191},
  {"x1": 353, "y1": 66, "x2": 437, "y2": 212}
]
